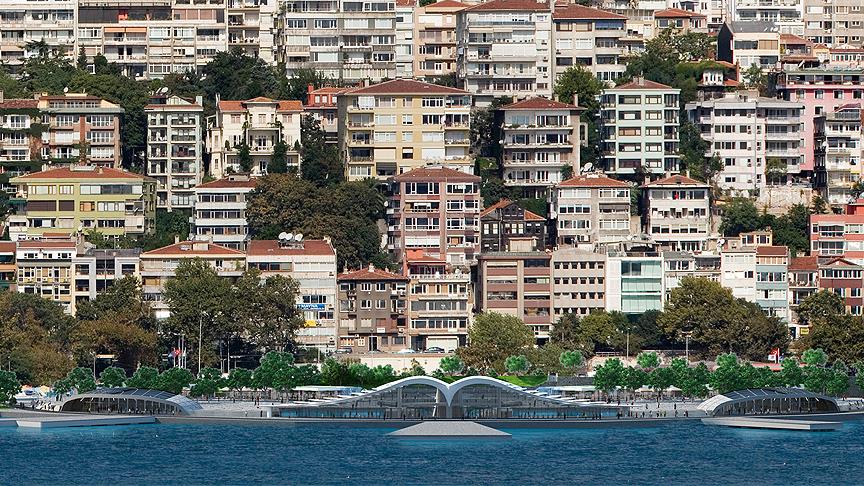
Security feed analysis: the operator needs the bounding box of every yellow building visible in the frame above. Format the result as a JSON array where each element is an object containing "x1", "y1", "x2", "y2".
[{"x1": 9, "y1": 165, "x2": 156, "y2": 240}]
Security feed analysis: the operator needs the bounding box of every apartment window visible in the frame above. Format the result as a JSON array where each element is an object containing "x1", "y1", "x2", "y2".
[
  {"x1": 402, "y1": 114, "x2": 413, "y2": 125},
  {"x1": 360, "y1": 300, "x2": 372, "y2": 310}
]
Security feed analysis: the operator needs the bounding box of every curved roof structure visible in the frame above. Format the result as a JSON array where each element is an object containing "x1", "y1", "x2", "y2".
[
  {"x1": 60, "y1": 388, "x2": 203, "y2": 416},
  {"x1": 698, "y1": 388, "x2": 839, "y2": 417}
]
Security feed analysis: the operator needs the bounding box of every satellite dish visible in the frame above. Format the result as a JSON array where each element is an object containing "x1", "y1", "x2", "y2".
[
  {"x1": 581, "y1": 163, "x2": 594, "y2": 173},
  {"x1": 278, "y1": 232, "x2": 289, "y2": 241},
  {"x1": 284, "y1": 232, "x2": 294, "y2": 241},
  {"x1": 63, "y1": 87, "x2": 69, "y2": 93},
  {"x1": 294, "y1": 233, "x2": 304, "y2": 242}
]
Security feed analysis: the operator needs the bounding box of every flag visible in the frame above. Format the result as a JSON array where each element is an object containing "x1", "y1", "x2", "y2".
[{"x1": 768, "y1": 348, "x2": 780, "y2": 362}]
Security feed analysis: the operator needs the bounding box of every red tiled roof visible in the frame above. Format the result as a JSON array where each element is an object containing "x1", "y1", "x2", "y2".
[
  {"x1": 788, "y1": 256, "x2": 818, "y2": 271},
  {"x1": 480, "y1": 199, "x2": 545, "y2": 221},
  {"x1": 654, "y1": 8, "x2": 705, "y2": 18},
  {"x1": 425, "y1": 0, "x2": 469, "y2": 9},
  {"x1": 218, "y1": 99, "x2": 303, "y2": 112},
  {"x1": 393, "y1": 167, "x2": 480, "y2": 182},
  {"x1": 195, "y1": 177, "x2": 258, "y2": 189},
  {"x1": 558, "y1": 174, "x2": 630, "y2": 188},
  {"x1": 502, "y1": 97, "x2": 582, "y2": 111},
  {"x1": 820, "y1": 257, "x2": 861, "y2": 268},
  {"x1": 644, "y1": 174, "x2": 708, "y2": 187},
  {"x1": 17, "y1": 241, "x2": 75, "y2": 249},
  {"x1": 467, "y1": 0, "x2": 550, "y2": 12},
  {"x1": 0, "y1": 242, "x2": 15, "y2": 253},
  {"x1": 614, "y1": 78, "x2": 675, "y2": 90},
  {"x1": 406, "y1": 249, "x2": 445, "y2": 263},
  {"x1": 756, "y1": 246, "x2": 788, "y2": 257},
  {"x1": 553, "y1": 3, "x2": 625, "y2": 19},
  {"x1": 780, "y1": 33, "x2": 810, "y2": 44},
  {"x1": 142, "y1": 241, "x2": 245, "y2": 257},
  {"x1": 339, "y1": 265, "x2": 408, "y2": 281},
  {"x1": 12, "y1": 166, "x2": 148, "y2": 181},
  {"x1": 347, "y1": 79, "x2": 468, "y2": 95},
  {"x1": 309, "y1": 87, "x2": 350, "y2": 95},
  {"x1": 395, "y1": 0, "x2": 414, "y2": 5},
  {"x1": 0, "y1": 99, "x2": 38, "y2": 110},
  {"x1": 246, "y1": 239, "x2": 335, "y2": 257}
]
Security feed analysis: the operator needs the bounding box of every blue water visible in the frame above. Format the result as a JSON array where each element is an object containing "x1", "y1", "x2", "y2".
[{"x1": 3, "y1": 419, "x2": 864, "y2": 485}]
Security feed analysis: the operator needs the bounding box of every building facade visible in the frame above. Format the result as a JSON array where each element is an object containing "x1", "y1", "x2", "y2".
[
  {"x1": 717, "y1": 21, "x2": 781, "y2": 70},
  {"x1": 146, "y1": 95, "x2": 204, "y2": 211},
  {"x1": 476, "y1": 252, "x2": 553, "y2": 341},
  {"x1": 754, "y1": 245, "x2": 790, "y2": 323},
  {"x1": 643, "y1": 174, "x2": 711, "y2": 251},
  {"x1": 72, "y1": 248, "x2": 140, "y2": 308},
  {"x1": 338, "y1": 79, "x2": 472, "y2": 181},
  {"x1": 605, "y1": 250, "x2": 664, "y2": 314},
  {"x1": 551, "y1": 4, "x2": 627, "y2": 84},
  {"x1": 551, "y1": 173, "x2": 631, "y2": 249},
  {"x1": 815, "y1": 104, "x2": 863, "y2": 206},
  {"x1": 337, "y1": 264, "x2": 409, "y2": 353},
  {"x1": 16, "y1": 240, "x2": 77, "y2": 314},
  {"x1": 192, "y1": 174, "x2": 257, "y2": 250},
  {"x1": 414, "y1": 0, "x2": 466, "y2": 80},
  {"x1": 38, "y1": 93, "x2": 124, "y2": 168},
  {"x1": 0, "y1": 94, "x2": 42, "y2": 176},
  {"x1": 802, "y1": 0, "x2": 864, "y2": 47},
  {"x1": 551, "y1": 246, "x2": 606, "y2": 319},
  {"x1": 479, "y1": 199, "x2": 546, "y2": 253},
  {"x1": 0, "y1": 0, "x2": 76, "y2": 70}
]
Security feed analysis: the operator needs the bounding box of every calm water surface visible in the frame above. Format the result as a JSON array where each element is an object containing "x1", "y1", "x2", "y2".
[{"x1": 2, "y1": 419, "x2": 864, "y2": 485}]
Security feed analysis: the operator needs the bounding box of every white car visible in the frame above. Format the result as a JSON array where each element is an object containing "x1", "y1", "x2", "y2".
[
  {"x1": 14, "y1": 389, "x2": 44, "y2": 406},
  {"x1": 396, "y1": 348, "x2": 417, "y2": 354}
]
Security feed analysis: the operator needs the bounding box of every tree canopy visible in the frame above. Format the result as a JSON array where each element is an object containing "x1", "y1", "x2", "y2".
[{"x1": 457, "y1": 312, "x2": 534, "y2": 373}]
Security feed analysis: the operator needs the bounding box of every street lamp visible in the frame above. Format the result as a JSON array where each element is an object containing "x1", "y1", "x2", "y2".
[
  {"x1": 682, "y1": 331, "x2": 693, "y2": 362},
  {"x1": 198, "y1": 313, "x2": 204, "y2": 375}
]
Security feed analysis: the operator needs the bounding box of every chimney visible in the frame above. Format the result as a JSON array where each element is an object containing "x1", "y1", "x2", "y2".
[
  {"x1": 307, "y1": 84, "x2": 314, "y2": 94},
  {"x1": 174, "y1": 235, "x2": 180, "y2": 244},
  {"x1": 0, "y1": 91, "x2": 4, "y2": 104},
  {"x1": 195, "y1": 95, "x2": 203, "y2": 106},
  {"x1": 368, "y1": 263, "x2": 375, "y2": 272}
]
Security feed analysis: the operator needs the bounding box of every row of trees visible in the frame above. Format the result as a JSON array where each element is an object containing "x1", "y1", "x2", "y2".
[{"x1": 593, "y1": 349, "x2": 858, "y2": 399}]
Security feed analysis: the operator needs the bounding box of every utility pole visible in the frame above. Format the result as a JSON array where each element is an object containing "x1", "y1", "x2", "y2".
[{"x1": 198, "y1": 313, "x2": 203, "y2": 375}]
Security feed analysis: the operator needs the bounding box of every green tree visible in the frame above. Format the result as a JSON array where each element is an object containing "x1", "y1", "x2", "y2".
[
  {"x1": 190, "y1": 367, "x2": 223, "y2": 399},
  {"x1": 269, "y1": 138, "x2": 289, "y2": 174},
  {"x1": 802, "y1": 363, "x2": 831, "y2": 394},
  {"x1": 771, "y1": 204, "x2": 810, "y2": 256},
  {"x1": 796, "y1": 291, "x2": 845, "y2": 328},
  {"x1": 549, "y1": 313, "x2": 582, "y2": 348},
  {"x1": 236, "y1": 140, "x2": 253, "y2": 173},
  {"x1": 234, "y1": 269, "x2": 304, "y2": 352},
  {"x1": 439, "y1": 355, "x2": 464, "y2": 375},
  {"x1": 720, "y1": 198, "x2": 766, "y2": 236},
  {"x1": 780, "y1": 357, "x2": 803, "y2": 387},
  {"x1": 300, "y1": 114, "x2": 343, "y2": 186},
  {"x1": 679, "y1": 120, "x2": 721, "y2": 182},
  {"x1": 457, "y1": 312, "x2": 534, "y2": 373},
  {"x1": 253, "y1": 351, "x2": 295, "y2": 389},
  {"x1": 802, "y1": 348, "x2": 828, "y2": 367},
  {"x1": 710, "y1": 353, "x2": 742, "y2": 394},
  {"x1": 99, "y1": 367, "x2": 127, "y2": 388},
  {"x1": 156, "y1": 367, "x2": 194, "y2": 395},
  {"x1": 679, "y1": 363, "x2": 710, "y2": 398},
  {"x1": 200, "y1": 48, "x2": 279, "y2": 102},
  {"x1": 127, "y1": 366, "x2": 159, "y2": 389},
  {"x1": 622, "y1": 366, "x2": 647, "y2": 398},
  {"x1": 0, "y1": 370, "x2": 20, "y2": 406},
  {"x1": 470, "y1": 97, "x2": 510, "y2": 159},
  {"x1": 854, "y1": 361, "x2": 864, "y2": 390},
  {"x1": 65, "y1": 367, "x2": 97, "y2": 394},
  {"x1": 553, "y1": 65, "x2": 604, "y2": 166},
  {"x1": 226, "y1": 367, "x2": 253, "y2": 393},
  {"x1": 320, "y1": 358, "x2": 351, "y2": 386},
  {"x1": 647, "y1": 366, "x2": 675, "y2": 400},
  {"x1": 593, "y1": 358, "x2": 625, "y2": 395},
  {"x1": 570, "y1": 310, "x2": 627, "y2": 354},
  {"x1": 280, "y1": 68, "x2": 330, "y2": 101},
  {"x1": 636, "y1": 351, "x2": 660, "y2": 370},
  {"x1": 504, "y1": 355, "x2": 531, "y2": 375},
  {"x1": 559, "y1": 350, "x2": 584, "y2": 373},
  {"x1": 803, "y1": 314, "x2": 864, "y2": 363},
  {"x1": 826, "y1": 360, "x2": 850, "y2": 396}
]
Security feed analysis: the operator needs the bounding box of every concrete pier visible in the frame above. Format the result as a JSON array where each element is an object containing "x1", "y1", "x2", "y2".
[
  {"x1": 15, "y1": 415, "x2": 156, "y2": 429},
  {"x1": 702, "y1": 417, "x2": 842, "y2": 431},
  {"x1": 0, "y1": 418, "x2": 18, "y2": 427},
  {"x1": 388, "y1": 421, "x2": 511, "y2": 439}
]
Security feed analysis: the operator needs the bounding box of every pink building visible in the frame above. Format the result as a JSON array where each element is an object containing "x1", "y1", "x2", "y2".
[
  {"x1": 810, "y1": 198, "x2": 864, "y2": 263},
  {"x1": 778, "y1": 67, "x2": 864, "y2": 174}
]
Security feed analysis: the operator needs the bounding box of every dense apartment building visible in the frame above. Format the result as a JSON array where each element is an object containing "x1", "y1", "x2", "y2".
[
  {"x1": 663, "y1": 251, "x2": 722, "y2": 298},
  {"x1": 207, "y1": 97, "x2": 302, "y2": 179},
  {"x1": 717, "y1": 22, "x2": 781, "y2": 70},
  {"x1": 404, "y1": 249, "x2": 472, "y2": 352},
  {"x1": 643, "y1": 175, "x2": 711, "y2": 252},
  {"x1": 600, "y1": 78, "x2": 680, "y2": 177},
  {"x1": 551, "y1": 173, "x2": 631, "y2": 249},
  {"x1": 598, "y1": 0, "x2": 671, "y2": 41},
  {"x1": 551, "y1": 4, "x2": 627, "y2": 84},
  {"x1": 227, "y1": 0, "x2": 277, "y2": 62},
  {"x1": 72, "y1": 248, "x2": 140, "y2": 308},
  {"x1": 476, "y1": 252, "x2": 553, "y2": 341},
  {"x1": 39, "y1": 93, "x2": 124, "y2": 168},
  {"x1": 605, "y1": 249, "x2": 664, "y2": 314},
  {"x1": 479, "y1": 199, "x2": 546, "y2": 253},
  {"x1": 0, "y1": 93, "x2": 41, "y2": 174},
  {"x1": 247, "y1": 238, "x2": 338, "y2": 350},
  {"x1": 456, "y1": 0, "x2": 553, "y2": 103},
  {"x1": 729, "y1": 0, "x2": 803, "y2": 36},
  {"x1": 395, "y1": 0, "x2": 414, "y2": 79},
  {"x1": 336, "y1": 265, "x2": 409, "y2": 353},
  {"x1": 788, "y1": 255, "x2": 817, "y2": 336},
  {"x1": 306, "y1": 86, "x2": 350, "y2": 144},
  {"x1": 386, "y1": 167, "x2": 481, "y2": 269},
  {"x1": 686, "y1": 91, "x2": 804, "y2": 196},
  {"x1": 192, "y1": 174, "x2": 256, "y2": 250},
  {"x1": 275, "y1": 0, "x2": 397, "y2": 83},
  {"x1": 338, "y1": 79, "x2": 472, "y2": 181},
  {"x1": 145, "y1": 95, "x2": 204, "y2": 211},
  {"x1": 818, "y1": 257, "x2": 864, "y2": 316},
  {"x1": 778, "y1": 67, "x2": 864, "y2": 176},
  {"x1": 810, "y1": 199, "x2": 864, "y2": 263},
  {"x1": 754, "y1": 245, "x2": 791, "y2": 323},
  {"x1": 8, "y1": 166, "x2": 156, "y2": 241},
  {"x1": 140, "y1": 240, "x2": 246, "y2": 319},
  {"x1": 414, "y1": 0, "x2": 466, "y2": 80},
  {"x1": 551, "y1": 247, "x2": 606, "y2": 318},
  {"x1": 814, "y1": 104, "x2": 863, "y2": 206},
  {"x1": 802, "y1": 0, "x2": 864, "y2": 46},
  {"x1": 500, "y1": 97, "x2": 583, "y2": 197},
  {"x1": 0, "y1": 0, "x2": 76, "y2": 70},
  {"x1": 16, "y1": 240, "x2": 76, "y2": 314},
  {"x1": 720, "y1": 245, "x2": 757, "y2": 301},
  {"x1": 653, "y1": 8, "x2": 707, "y2": 35},
  {"x1": 0, "y1": 242, "x2": 16, "y2": 291}
]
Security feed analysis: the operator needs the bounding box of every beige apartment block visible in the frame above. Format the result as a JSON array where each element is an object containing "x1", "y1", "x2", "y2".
[
  {"x1": 476, "y1": 251, "x2": 553, "y2": 340},
  {"x1": 730, "y1": 0, "x2": 803, "y2": 36},
  {"x1": 38, "y1": 93, "x2": 124, "y2": 168},
  {"x1": 643, "y1": 174, "x2": 711, "y2": 252},
  {"x1": 16, "y1": 240, "x2": 77, "y2": 314},
  {"x1": 653, "y1": 8, "x2": 708, "y2": 36},
  {"x1": 227, "y1": 0, "x2": 276, "y2": 62},
  {"x1": 338, "y1": 79, "x2": 472, "y2": 181},
  {"x1": 551, "y1": 4, "x2": 627, "y2": 85},
  {"x1": 803, "y1": 0, "x2": 864, "y2": 47},
  {"x1": 146, "y1": 95, "x2": 204, "y2": 211},
  {"x1": 0, "y1": 0, "x2": 76, "y2": 70},
  {"x1": 207, "y1": 97, "x2": 302, "y2": 178},
  {"x1": 550, "y1": 246, "x2": 606, "y2": 319},
  {"x1": 414, "y1": 0, "x2": 467, "y2": 80},
  {"x1": 337, "y1": 265, "x2": 409, "y2": 353},
  {"x1": 192, "y1": 174, "x2": 257, "y2": 250},
  {"x1": 717, "y1": 21, "x2": 781, "y2": 70},
  {"x1": 551, "y1": 173, "x2": 631, "y2": 249}
]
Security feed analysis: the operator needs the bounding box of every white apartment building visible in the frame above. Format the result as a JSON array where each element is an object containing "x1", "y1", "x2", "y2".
[
  {"x1": 337, "y1": 79, "x2": 472, "y2": 181},
  {"x1": 550, "y1": 247, "x2": 606, "y2": 318},
  {"x1": 192, "y1": 174, "x2": 256, "y2": 250},
  {"x1": 72, "y1": 248, "x2": 140, "y2": 308},
  {"x1": 686, "y1": 91, "x2": 804, "y2": 196},
  {"x1": 395, "y1": 0, "x2": 414, "y2": 78},
  {"x1": 729, "y1": 0, "x2": 803, "y2": 36},
  {"x1": 0, "y1": 94, "x2": 40, "y2": 170},
  {"x1": 0, "y1": 0, "x2": 76, "y2": 70},
  {"x1": 456, "y1": 0, "x2": 554, "y2": 104},
  {"x1": 605, "y1": 251, "x2": 664, "y2": 314},
  {"x1": 803, "y1": 0, "x2": 864, "y2": 47},
  {"x1": 717, "y1": 21, "x2": 781, "y2": 70},
  {"x1": 16, "y1": 240, "x2": 77, "y2": 314},
  {"x1": 500, "y1": 97, "x2": 583, "y2": 197},
  {"x1": 551, "y1": 173, "x2": 631, "y2": 249},
  {"x1": 551, "y1": 4, "x2": 627, "y2": 85},
  {"x1": 815, "y1": 104, "x2": 863, "y2": 206},
  {"x1": 600, "y1": 78, "x2": 681, "y2": 177},
  {"x1": 247, "y1": 238, "x2": 338, "y2": 350},
  {"x1": 275, "y1": 0, "x2": 397, "y2": 83},
  {"x1": 599, "y1": 0, "x2": 670, "y2": 41},
  {"x1": 227, "y1": 0, "x2": 276, "y2": 62},
  {"x1": 720, "y1": 246, "x2": 757, "y2": 302},
  {"x1": 146, "y1": 95, "x2": 204, "y2": 211},
  {"x1": 643, "y1": 174, "x2": 711, "y2": 252},
  {"x1": 207, "y1": 97, "x2": 302, "y2": 179}
]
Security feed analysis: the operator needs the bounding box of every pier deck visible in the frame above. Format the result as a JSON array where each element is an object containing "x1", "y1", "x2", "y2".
[{"x1": 702, "y1": 417, "x2": 842, "y2": 431}]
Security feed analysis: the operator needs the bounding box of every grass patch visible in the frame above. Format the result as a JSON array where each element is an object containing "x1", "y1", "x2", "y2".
[{"x1": 496, "y1": 375, "x2": 548, "y2": 387}]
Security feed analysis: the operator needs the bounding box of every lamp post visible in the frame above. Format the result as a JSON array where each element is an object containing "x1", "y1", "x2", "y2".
[
  {"x1": 198, "y1": 312, "x2": 204, "y2": 375},
  {"x1": 682, "y1": 331, "x2": 693, "y2": 362}
]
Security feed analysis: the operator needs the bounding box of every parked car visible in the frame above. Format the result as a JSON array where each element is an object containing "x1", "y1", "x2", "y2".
[
  {"x1": 425, "y1": 347, "x2": 445, "y2": 353},
  {"x1": 334, "y1": 347, "x2": 353, "y2": 354},
  {"x1": 396, "y1": 348, "x2": 417, "y2": 354}
]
